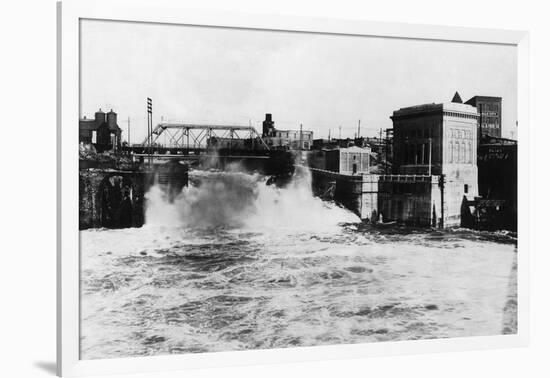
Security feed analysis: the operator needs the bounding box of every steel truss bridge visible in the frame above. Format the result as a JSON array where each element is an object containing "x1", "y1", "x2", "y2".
[{"x1": 123, "y1": 123, "x2": 270, "y2": 155}]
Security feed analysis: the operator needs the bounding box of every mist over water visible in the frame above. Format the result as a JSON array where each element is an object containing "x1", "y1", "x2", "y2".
[
  {"x1": 80, "y1": 168, "x2": 517, "y2": 360},
  {"x1": 145, "y1": 168, "x2": 359, "y2": 231}
]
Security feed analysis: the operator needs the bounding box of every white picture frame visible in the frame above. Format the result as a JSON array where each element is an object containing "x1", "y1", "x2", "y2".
[{"x1": 57, "y1": 0, "x2": 530, "y2": 376}]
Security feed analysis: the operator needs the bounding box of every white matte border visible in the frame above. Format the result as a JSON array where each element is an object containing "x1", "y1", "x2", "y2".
[{"x1": 57, "y1": 1, "x2": 530, "y2": 376}]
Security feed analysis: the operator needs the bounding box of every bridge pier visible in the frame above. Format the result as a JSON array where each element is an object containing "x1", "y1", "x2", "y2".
[
  {"x1": 153, "y1": 160, "x2": 189, "y2": 203},
  {"x1": 79, "y1": 160, "x2": 190, "y2": 229},
  {"x1": 79, "y1": 168, "x2": 147, "y2": 229}
]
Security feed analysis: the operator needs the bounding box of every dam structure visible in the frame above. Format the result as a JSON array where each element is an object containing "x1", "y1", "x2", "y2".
[
  {"x1": 79, "y1": 112, "x2": 297, "y2": 230},
  {"x1": 80, "y1": 98, "x2": 514, "y2": 230},
  {"x1": 307, "y1": 98, "x2": 479, "y2": 228}
]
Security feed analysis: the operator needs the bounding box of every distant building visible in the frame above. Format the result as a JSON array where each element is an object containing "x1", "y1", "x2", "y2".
[
  {"x1": 308, "y1": 146, "x2": 371, "y2": 175},
  {"x1": 79, "y1": 108, "x2": 122, "y2": 152},
  {"x1": 207, "y1": 136, "x2": 265, "y2": 150},
  {"x1": 312, "y1": 138, "x2": 358, "y2": 150},
  {"x1": 464, "y1": 95, "x2": 502, "y2": 139},
  {"x1": 325, "y1": 146, "x2": 371, "y2": 175},
  {"x1": 261, "y1": 113, "x2": 313, "y2": 150},
  {"x1": 312, "y1": 138, "x2": 338, "y2": 150},
  {"x1": 311, "y1": 134, "x2": 393, "y2": 172}
]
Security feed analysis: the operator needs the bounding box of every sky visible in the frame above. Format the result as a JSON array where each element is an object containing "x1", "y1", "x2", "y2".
[{"x1": 80, "y1": 19, "x2": 518, "y2": 144}]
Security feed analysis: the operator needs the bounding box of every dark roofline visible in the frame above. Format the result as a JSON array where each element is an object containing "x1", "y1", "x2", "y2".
[
  {"x1": 465, "y1": 96, "x2": 502, "y2": 104},
  {"x1": 272, "y1": 128, "x2": 313, "y2": 133}
]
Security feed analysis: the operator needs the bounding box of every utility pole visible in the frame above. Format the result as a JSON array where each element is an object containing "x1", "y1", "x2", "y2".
[
  {"x1": 126, "y1": 117, "x2": 130, "y2": 147},
  {"x1": 357, "y1": 119, "x2": 361, "y2": 139},
  {"x1": 328, "y1": 129, "x2": 331, "y2": 141},
  {"x1": 147, "y1": 97, "x2": 152, "y2": 164},
  {"x1": 384, "y1": 129, "x2": 388, "y2": 174},
  {"x1": 339, "y1": 125, "x2": 342, "y2": 139},
  {"x1": 379, "y1": 128, "x2": 383, "y2": 155}
]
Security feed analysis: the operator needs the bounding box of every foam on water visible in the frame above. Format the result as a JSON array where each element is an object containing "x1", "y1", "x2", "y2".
[
  {"x1": 79, "y1": 168, "x2": 517, "y2": 359},
  {"x1": 145, "y1": 168, "x2": 359, "y2": 232}
]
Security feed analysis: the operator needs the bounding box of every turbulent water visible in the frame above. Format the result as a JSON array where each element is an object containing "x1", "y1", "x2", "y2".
[{"x1": 80, "y1": 169, "x2": 517, "y2": 360}]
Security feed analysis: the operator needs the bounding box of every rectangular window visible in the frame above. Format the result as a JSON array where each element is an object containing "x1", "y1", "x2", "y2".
[{"x1": 464, "y1": 184, "x2": 469, "y2": 194}]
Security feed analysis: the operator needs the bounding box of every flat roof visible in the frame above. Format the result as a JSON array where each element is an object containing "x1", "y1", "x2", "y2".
[
  {"x1": 273, "y1": 128, "x2": 313, "y2": 133},
  {"x1": 465, "y1": 95, "x2": 502, "y2": 103},
  {"x1": 392, "y1": 101, "x2": 478, "y2": 118}
]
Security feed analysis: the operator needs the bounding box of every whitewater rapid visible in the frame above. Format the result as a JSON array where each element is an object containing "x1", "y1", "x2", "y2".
[{"x1": 79, "y1": 169, "x2": 517, "y2": 359}]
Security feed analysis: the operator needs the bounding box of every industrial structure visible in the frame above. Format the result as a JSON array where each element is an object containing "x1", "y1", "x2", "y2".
[
  {"x1": 385, "y1": 99, "x2": 479, "y2": 226},
  {"x1": 79, "y1": 108, "x2": 122, "y2": 152},
  {"x1": 79, "y1": 95, "x2": 517, "y2": 231},
  {"x1": 308, "y1": 146, "x2": 372, "y2": 175},
  {"x1": 324, "y1": 146, "x2": 371, "y2": 175},
  {"x1": 306, "y1": 92, "x2": 516, "y2": 230},
  {"x1": 262, "y1": 113, "x2": 314, "y2": 150},
  {"x1": 308, "y1": 94, "x2": 482, "y2": 228}
]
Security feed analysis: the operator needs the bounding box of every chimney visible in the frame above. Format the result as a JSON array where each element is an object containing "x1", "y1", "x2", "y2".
[{"x1": 262, "y1": 113, "x2": 274, "y2": 137}]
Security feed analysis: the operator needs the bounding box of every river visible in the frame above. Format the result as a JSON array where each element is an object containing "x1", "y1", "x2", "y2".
[{"x1": 79, "y1": 169, "x2": 517, "y2": 359}]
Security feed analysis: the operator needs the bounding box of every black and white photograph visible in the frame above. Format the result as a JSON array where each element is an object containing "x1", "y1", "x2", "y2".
[{"x1": 78, "y1": 18, "x2": 518, "y2": 360}]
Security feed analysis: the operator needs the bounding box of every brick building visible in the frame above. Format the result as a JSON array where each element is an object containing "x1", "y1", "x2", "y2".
[{"x1": 464, "y1": 95, "x2": 502, "y2": 139}]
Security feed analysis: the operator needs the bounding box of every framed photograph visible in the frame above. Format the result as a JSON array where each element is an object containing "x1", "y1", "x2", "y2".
[{"x1": 57, "y1": 0, "x2": 529, "y2": 376}]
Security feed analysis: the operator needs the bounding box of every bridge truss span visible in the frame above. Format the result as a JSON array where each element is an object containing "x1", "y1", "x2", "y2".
[{"x1": 141, "y1": 123, "x2": 270, "y2": 152}]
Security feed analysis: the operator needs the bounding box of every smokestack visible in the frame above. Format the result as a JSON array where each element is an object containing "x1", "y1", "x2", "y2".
[{"x1": 262, "y1": 113, "x2": 274, "y2": 137}]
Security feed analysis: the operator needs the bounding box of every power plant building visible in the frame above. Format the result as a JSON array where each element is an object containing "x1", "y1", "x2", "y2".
[{"x1": 372, "y1": 95, "x2": 480, "y2": 227}]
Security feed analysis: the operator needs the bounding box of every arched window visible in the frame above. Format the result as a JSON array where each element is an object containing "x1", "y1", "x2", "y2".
[{"x1": 449, "y1": 141, "x2": 454, "y2": 163}]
